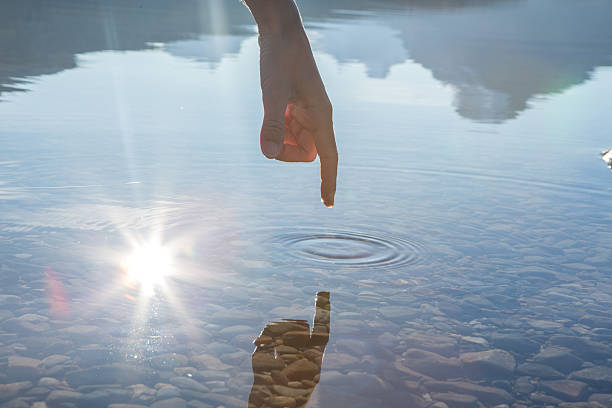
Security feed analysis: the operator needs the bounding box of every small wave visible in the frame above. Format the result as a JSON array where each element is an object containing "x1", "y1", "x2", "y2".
[{"x1": 274, "y1": 229, "x2": 427, "y2": 269}]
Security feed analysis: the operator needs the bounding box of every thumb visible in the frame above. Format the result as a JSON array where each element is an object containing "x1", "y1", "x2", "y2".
[
  {"x1": 260, "y1": 96, "x2": 288, "y2": 159},
  {"x1": 259, "y1": 45, "x2": 290, "y2": 159}
]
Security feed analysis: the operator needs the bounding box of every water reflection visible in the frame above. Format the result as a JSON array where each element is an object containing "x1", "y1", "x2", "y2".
[
  {"x1": 2, "y1": 0, "x2": 612, "y2": 122},
  {"x1": 249, "y1": 292, "x2": 330, "y2": 408},
  {"x1": 602, "y1": 149, "x2": 612, "y2": 171},
  {"x1": 1, "y1": 1, "x2": 612, "y2": 407},
  {"x1": 0, "y1": 0, "x2": 252, "y2": 95}
]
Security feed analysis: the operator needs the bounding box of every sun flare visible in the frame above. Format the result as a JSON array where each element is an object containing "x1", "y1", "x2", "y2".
[{"x1": 121, "y1": 242, "x2": 173, "y2": 295}]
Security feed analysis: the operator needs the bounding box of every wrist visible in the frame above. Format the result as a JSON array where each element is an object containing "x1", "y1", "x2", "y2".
[{"x1": 244, "y1": 0, "x2": 303, "y2": 35}]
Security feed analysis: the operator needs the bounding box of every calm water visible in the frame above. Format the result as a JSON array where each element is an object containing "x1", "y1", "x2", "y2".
[{"x1": 1, "y1": 1, "x2": 612, "y2": 407}]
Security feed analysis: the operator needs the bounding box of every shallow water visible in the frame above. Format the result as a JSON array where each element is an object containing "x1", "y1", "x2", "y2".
[{"x1": 1, "y1": 1, "x2": 612, "y2": 407}]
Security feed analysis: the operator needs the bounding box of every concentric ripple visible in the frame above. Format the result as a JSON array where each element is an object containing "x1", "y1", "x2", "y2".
[{"x1": 275, "y1": 230, "x2": 427, "y2": 269}]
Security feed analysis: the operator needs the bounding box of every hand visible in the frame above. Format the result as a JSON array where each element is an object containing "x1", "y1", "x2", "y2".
[{"x1": 245, "y1": 0, "x2": 338, "y2": 207}]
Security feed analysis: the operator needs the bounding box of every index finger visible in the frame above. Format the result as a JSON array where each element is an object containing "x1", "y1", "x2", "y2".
[{"x1": 314, "y1": 117, "x2": 338, "y2": 208}]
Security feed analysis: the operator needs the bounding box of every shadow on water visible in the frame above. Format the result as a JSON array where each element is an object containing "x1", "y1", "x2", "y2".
[{"x1": 2, "y1": 0, "x2": 612, "y2": 122}]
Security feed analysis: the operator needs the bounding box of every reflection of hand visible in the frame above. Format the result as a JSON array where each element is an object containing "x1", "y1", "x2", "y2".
[
  {"x1": 248, "y1": 292, "x2": 331, "y2": 408},
  {"x1": 244, "y1": 0, "x2": 338, "y2": 207}
]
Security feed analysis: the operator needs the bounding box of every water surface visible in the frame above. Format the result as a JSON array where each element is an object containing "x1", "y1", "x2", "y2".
[{"x1": 1, "y1": 1, "x2": 612, "y2": 407}]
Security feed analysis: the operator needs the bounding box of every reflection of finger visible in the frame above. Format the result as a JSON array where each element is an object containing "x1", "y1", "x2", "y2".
[
  {"x1": 312, "y1": 291, "x2": 331, "y2": 347},
  {"x1": 251, "y1": 350, "x2": 284, "y2": 373}
]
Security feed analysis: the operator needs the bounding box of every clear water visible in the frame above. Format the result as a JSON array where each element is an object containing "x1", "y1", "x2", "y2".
[{"x1": 1, "y1": 1, "x2": 612, "y2": 407}]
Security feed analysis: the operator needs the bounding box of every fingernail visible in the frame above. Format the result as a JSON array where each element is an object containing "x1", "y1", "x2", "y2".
[
  {"x1": 261, "y1": 140, "x2": 281, "y2": 158},
  {"x1": 322, "y1": 198, "x2": 334, "y2": 208}
]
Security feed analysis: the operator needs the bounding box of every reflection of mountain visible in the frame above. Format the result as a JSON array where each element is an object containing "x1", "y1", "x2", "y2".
[
  {"x1": 305, "y1": 0, "x2": 612, "y2": 122},
  {"x1": 163, "y1": 34, "x2": 249, "y2": 67},
  {"x1": 2, "y1": 0, "x2": 612, "y2": 122},
  {"x1": 0, "y1": 0, "x2": 252, "y2": 95}
]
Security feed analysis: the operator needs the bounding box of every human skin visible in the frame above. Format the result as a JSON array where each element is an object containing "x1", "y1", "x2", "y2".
[{"x1": 243, "y1": 0, "x2": 338, "y2": 207}]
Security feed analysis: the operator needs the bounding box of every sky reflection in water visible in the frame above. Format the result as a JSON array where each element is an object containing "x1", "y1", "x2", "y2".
[{"x1": 1, "y1": 1, "x2": 612, "y2": 407}]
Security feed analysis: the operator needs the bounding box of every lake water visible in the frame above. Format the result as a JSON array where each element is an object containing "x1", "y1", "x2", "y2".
[{"x1": 1, "y1": 1, "x2": 612, "y2": 407}]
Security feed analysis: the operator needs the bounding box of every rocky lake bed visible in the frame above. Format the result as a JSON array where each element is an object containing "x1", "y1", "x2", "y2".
[{"x1": 1, "y1": 257, "x2": 611, "y2": 408}]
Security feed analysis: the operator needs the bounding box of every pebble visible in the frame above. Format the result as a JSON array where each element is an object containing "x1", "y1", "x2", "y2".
[
  {"x1": 0, "y1": 295, "x2": 21, "y2": 306},
  {"x1": 193, "y1": 370, "x2": 230, "y2": 382},
  {"x1": 108, "y1": 405, "x2": 148, "y2": 408},
  {"x1": 217, "y1": 325, "x2": 253, "y2": 337},
  {"x1": 169, "y1": 376, "x2": 210, "y2": 393},
  {"x1": 190, "y1": 355, "x2": 232, "y2": 371},
  {"x1": 1, "y1": 398, "x2": 31, "y2": 408},
  {"x1": 346, "y1": 372, "x2": 387, "y2": 394},
  {"x1": 460, "y1": 349, "x2": 516, "y2": 378},
  {"x1": 151, "y1": 354, "x2": 189, "y2": 370},
  {"x1": 282, "y1": 331, "x2": 311, "y2": 347},
  {"x1": 323, "y1": 353, "x2": 359, "y2": 370},
  {"x1": 252, "y1": 353, "x2": 285, "y2": 372},
  {"x1": 378, "y1": 306, "x2": 420, "y2": 321},
  {"x1": 267, "y1": 396, "x2": 296, "y2": 408},
  {"x1": 46, "y1": 390, "x2": 83, "y2": 405},
  {"x1": 550, "y1": 335, "x2": 612, "y2": 360},
  {"x1": 424, "y1": 381, "x2": 512, "y2": 406},
  {"x1": 73, "y1": 345, "x2": 113, "y2": 366},
  {"x1": 540, "y1": 380, "x2": 589, "y2": 402},
  {"x1": 527, "y1": 320, "x2": 564, "y2": 330},
  {"x1": 271, "y1": 384, "x2": 310, "y2": 398},
  {"x1": 580, "y1": 315, "x2": 612, "y2": 330},
  {"x1": 38, "y1": 377, "x2": 62, "y2": 388},
  {"x1": 58, "y1": 325, "x2": 106, "y2": 341},
  {"x1": 514, "y1": 376, "x2": 534, "y2": 395},
  {"x1": 0, "y1": 382, "x2": 33, "y2": 403},
  {"x1": 64, "y1": 364, "x2": 159, "y2": 386},
  {"x1": 186, "y1": 401, "x2": 213, "y2": 408},
  {"x1": 41, "y1": 355, "x2": 70, "y2": 368},
  {"x1": 516, "y1": 362, "x2": 565, "y2": 379},
  {"x1": 282, "y1": 358, "x2": 319, "y2": 381},
  {"x1": 431, "y1": 392, "x2": 478, "y2": 408},
  {"x1": 219, "y1": 350, "x2": 250, "y2": 366},
  {"x1": 399, "y1": 349, "x2": 462, "y2": 380},
  {"x1": 335, "y1": 338, "x2": 368, "y2": 355},
  {"x1": 570, "y1": 366, "x2": 612, "y2": 389},
  {"x1": 7, "y1": 356, "x2": 42, "y2": 380},
  {"x1": 488, "y1": 333, "x2": 540, "y2": 355},
  {"x1": 157, "y1": 385, "x2": 181, "y2": 399},
  {"x1": 588, "y1": 394, "x2": 612, "y2": 408},
  {"x1": 4, "y1": 314, "x2": 49, "y2": 333},
  {"x1": 534, "y1": 346, "x2": 584, "y2": 373},
  {"x1": 196, "y1": 392, "x2": 245, "y2": 408},
  {"x1": 150, "y1": 397, "x2": 187, "y2": 408},
  {"x1": 529, "y1": 391, "x2": 563, "y2": 405}
]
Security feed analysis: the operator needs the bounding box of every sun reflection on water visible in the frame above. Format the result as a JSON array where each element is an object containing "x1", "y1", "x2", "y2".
[{"x1": 121, "y1": 241, "x2": 173, "y2": 296}]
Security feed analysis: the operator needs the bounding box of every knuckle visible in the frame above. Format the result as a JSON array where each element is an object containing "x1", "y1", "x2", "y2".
[{"x1": 306, "y1": 151, "x2": 317, "y2": 162}]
